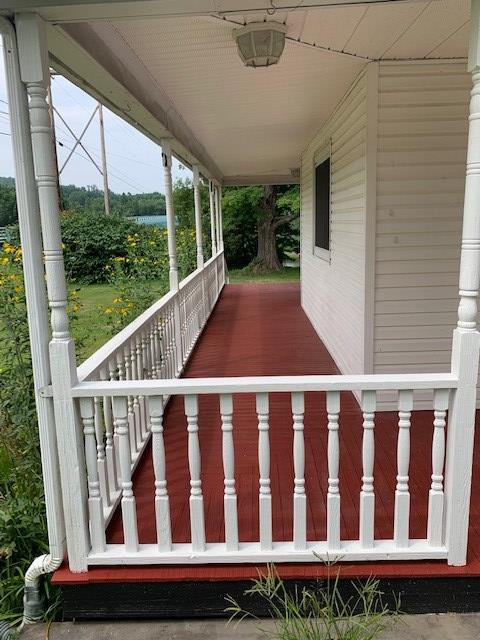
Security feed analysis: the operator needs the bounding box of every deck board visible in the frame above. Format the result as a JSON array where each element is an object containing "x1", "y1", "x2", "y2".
[{"x1": 55, "y1": 283, "x2": 480, "y2": 584}]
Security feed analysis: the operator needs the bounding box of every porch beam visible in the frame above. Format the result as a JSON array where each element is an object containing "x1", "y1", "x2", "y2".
[
  {"x1": 3, "y1": 1, "x2": 402, "y2": 23},
  {"x1": 223, "y1": 174, "x2": 300, "y2": 186},
  {"x1": 16, "y1": 11, "x2": 90, "y2": 572},
  {"x1": 444, "y1": 0, "x2": 480, "y2": 566},
  {"x1": 47, "y1": 22, "x2": 222, "y2": 183}
]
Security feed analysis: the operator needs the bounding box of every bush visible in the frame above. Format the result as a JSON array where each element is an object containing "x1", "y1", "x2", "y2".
[
  {"x1": 103, "y1": 227, "x2": 197, "y2": 332},
  {"x1": 61, "y1": 211, "x2": 139, "y2": 284},
  {"x1": 0, "y1": 242, "x2": 59, "y2": 624}
]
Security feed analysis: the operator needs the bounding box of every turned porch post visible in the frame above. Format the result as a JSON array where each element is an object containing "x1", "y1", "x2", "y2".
[
  {"x1": 192, "y1": 164, "x2": 204, "y2": 269},
  {"x1": 161, "y1": 139, "x2": 178, "y2": 291},
  {"x1": 161, "y1": 139, "x2": 182, "y2": 371},
  {"x1": 444, "y1": 0, "x2": 480, "y2": 566},
  {"x1": 16, "y1": 13, "x2": 89, "y2": 571},
  {"x1": 217, "y1": 184, "x2": 224, "y2": 252},
  {"x1": 209, "y1": 180, "x2": 217, "y2": 256},
  {"x1": 214, "y1": 183, "x2": 221, "y2": 253},
  {"x1": 2, "y1": 15, "x2": 65, "y2": 563}
]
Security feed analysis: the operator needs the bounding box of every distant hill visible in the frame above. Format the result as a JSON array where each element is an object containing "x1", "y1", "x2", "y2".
[{"x1": 0, "y1": 177, "x2": 167, "y2": 226}]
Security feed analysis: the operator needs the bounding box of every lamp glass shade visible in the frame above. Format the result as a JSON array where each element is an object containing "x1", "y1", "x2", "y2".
[{"x1": 234, "y1": 22, "x2": 287, "y2": 68}]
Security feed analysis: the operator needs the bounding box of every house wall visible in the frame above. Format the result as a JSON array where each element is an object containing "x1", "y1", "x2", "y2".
[
  {"x1": 300, "y1": 59, "x2": 470, "y2": 410},
  {"x1": 373, "y1": 60, "x2": 469, "y2": 408},
  {"x1": 300, "y1": 67, "x2": 373, "y2": 377}
]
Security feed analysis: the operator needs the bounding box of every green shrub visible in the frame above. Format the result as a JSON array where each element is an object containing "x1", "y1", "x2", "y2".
[
  {"x1": 61, "y1": 211, "x2": 139, "y2": 284},
  {"x1": 103, "y1": 227, "x2": 197, "y2": 333},
  {"x1": 0, "y1": 242, "x2": 60, "y2": 624}
]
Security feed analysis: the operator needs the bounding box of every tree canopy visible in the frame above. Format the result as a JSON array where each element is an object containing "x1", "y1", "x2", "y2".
[{"x1": 0, "y1": 176, "x2": 300, "y2": 272}]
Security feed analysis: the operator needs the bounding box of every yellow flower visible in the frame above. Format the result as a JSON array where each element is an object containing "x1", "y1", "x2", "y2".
[
  {"x1": 113, "y1": 297, "x2": 122, "y2": 303},
  {"x1": 14, "y1": 285, "x2": 23, "y2": 294},
  {"x1": 104, "y1": 307, "x2": 113, "y2": 315},
  {"x1": 0, "y1": 257, "x2": 9, "y2": 265}
]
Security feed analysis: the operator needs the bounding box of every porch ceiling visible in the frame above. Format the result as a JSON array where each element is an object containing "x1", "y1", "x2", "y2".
[{"x1": 14, "y1": 0, "x2": 471, "y2": 184}]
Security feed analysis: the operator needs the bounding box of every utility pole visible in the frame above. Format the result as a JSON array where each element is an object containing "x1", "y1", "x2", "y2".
[{"x1": 98, "y1": 103, "x2": 110, "y2": 215}]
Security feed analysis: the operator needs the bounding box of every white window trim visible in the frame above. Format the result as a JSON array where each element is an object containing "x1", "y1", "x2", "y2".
[{"x1": 313, "y1": 141, "x2": 332, "y2": 262}]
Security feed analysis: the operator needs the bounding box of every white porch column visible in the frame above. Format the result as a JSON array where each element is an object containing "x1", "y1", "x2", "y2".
[
  {"x1": 161, "y1": 139, "x2": 182, "y2": 371},
  {"x1": 2, "y1": 16, "x2": 65, "y2": 568},
  {"x1": 192, "y1": 164, "x2": 204, "y2": 269},
  {"x1": 214, "y1": 183, "x2": 221, "y2": 253},
  {"x1": 218, "y1": 184, "x2": 224, "y2": 251},
  {"x1": 161, "y1": 139, "x2": 178, "y2": 291},
  {"x1": 444, "y1": 0, "x2": 480, "y2": 566},
  {"x1": 16, "y1": 13, "x2": 89, "y2": 571},
  {"x1": 209, "y1": 180, "x2": 217, "y2": 256}
]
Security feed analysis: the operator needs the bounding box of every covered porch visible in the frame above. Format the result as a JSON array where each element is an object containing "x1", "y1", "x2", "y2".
[{"x1": 4, "y1": 0, "x2": 480, "y2": 623}]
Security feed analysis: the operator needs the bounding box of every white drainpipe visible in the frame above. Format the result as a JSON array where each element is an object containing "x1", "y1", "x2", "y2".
[{"x1": 0, "y1": 15, "x2": 65, "y2": 630}]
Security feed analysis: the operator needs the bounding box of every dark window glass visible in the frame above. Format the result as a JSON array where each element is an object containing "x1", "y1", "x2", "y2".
[{"x1": 314, "y1": 157, "x2": 330, "y2": 251}]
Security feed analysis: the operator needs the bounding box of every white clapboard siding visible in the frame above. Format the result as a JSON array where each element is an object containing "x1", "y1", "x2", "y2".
[
  {"x1": 374, "y1": 61, "x2": 470, "y2": 410},
  {"x1": 301, "y1": 68, "x2": 368, "y2": 377}
]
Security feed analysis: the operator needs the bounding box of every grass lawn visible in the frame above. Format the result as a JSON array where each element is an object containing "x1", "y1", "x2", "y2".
[
  {"x1": 228, "y1": 266, "x2": 300, "y2": 284},
  {"x1": 72, "y1": 283, "x2": 118, "y2": 361},
  {"x1": 72, "y1": 281, "x2": 166, "y2": 361}
]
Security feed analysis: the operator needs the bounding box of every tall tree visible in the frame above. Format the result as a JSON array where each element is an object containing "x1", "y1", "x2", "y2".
[
  {"x1": 222, "y1": 184, "x2": 299, "y2": 272},
  {"x1": 253, "y1": 184, "x2": 299, "y2": 272}
]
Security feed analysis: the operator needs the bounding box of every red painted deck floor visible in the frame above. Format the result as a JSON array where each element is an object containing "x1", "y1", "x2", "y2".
[{"x1": 55, "y1": 283, "x2": 480, "y2": 584}]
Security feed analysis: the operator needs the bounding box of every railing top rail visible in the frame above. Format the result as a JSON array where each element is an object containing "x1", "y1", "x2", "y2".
[
  {"x1": 76, "y1": 250, "x2": 224, "y2": 382},
  {"x1": 68, "y1": 372, "x2": 458, "y2": 398}
]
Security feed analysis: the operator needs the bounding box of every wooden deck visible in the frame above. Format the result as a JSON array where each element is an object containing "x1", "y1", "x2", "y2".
[{"x1": 55, "y1": 283, "x2": 480, "y2": 588}]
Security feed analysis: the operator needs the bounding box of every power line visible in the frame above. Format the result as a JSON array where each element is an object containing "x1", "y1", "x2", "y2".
[{"x1": 57, "y1": 139, "x2": 144, "y2": 193}]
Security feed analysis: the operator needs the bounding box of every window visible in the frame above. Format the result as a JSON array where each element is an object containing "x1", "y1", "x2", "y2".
[{"x1": 314, "y1": 155, "x2": 331, "y2": 257}]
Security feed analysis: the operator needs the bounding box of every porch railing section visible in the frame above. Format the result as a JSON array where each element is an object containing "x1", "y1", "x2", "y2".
[
  {"x1": 71, "y1": 372, "x2": 457, "y2": 566},
  {"x1": 74, "y1": 250, "x2": 225, "y2": 528}
]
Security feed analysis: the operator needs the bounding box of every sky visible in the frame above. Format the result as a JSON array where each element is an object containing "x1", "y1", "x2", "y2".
[{"x1": 0, "y1": 45, "x2": 189, "y2": 195}]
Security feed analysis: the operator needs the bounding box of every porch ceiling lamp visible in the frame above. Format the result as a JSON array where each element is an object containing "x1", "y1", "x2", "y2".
[{"x1": 234, "y1": 22, "x2": 287, "y2": 68}]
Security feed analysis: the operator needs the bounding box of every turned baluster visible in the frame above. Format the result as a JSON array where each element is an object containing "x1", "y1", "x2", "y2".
[
  {"x1": 257, "y1": 393, "x2": 272, "y2": 551},
  {"x1": 220, "y1": 394, "x2": 238, "y2": 551},
  {"x1": 394, "y1": 390, "x2": 413, "y2": 548},
  {"x1": 327, "y1": 391, "x2": 341, "y2": 551},
  {"x1": 80, "y1": 398, "x2": 106, "y2": 553},
  {"x1": 360, "y1": 390, "x2": 376, "y2": 548}
]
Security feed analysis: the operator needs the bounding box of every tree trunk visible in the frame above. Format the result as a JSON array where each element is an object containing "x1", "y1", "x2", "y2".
[
  {"x1": 253, "y1": 220, "x2": 282, "y2": 272},
  {"x1": 251, "y1": 185, "x2": 282, "y2": 273}
]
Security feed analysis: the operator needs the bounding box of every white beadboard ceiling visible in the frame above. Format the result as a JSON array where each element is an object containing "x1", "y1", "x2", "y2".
[{"x1": 50, "y1": 0, "x2": 470, "y2": 183}]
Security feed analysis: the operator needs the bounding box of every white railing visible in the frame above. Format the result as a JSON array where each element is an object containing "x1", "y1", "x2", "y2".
[
  {"x1": 74, "y1": 250, "x2": 225, "y2": 528},
  {"x1": 70, "y1": 372, "x2": 457, "y2": 566}
]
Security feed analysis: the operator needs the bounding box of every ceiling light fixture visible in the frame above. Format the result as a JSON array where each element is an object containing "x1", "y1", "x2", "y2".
[{"x1": 234, "y1": 22, "x2": 287, "y2": 68}]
